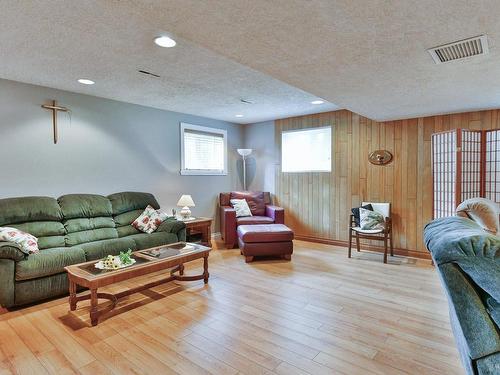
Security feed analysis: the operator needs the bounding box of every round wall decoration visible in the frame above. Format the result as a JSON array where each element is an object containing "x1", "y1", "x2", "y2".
[{"x1": 368, "y1": 150, "x2": 393, "y2": 165}]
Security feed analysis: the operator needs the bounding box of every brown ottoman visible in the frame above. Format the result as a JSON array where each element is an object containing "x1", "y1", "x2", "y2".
[{"x1": 237, "y1": 224, "x2": 294, "y2": 263}]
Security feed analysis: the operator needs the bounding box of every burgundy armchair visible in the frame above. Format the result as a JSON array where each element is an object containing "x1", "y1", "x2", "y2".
[{"x1": 219, "y1": 191, "x2": 284, "y2": 248}]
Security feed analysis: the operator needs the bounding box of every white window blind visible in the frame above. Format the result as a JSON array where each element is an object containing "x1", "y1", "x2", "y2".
[
  {"x1": 282, "y1": 126, "x2": 331, "y2": 172},
  {"x1": 180, "y1": 123, "x2": 227, "y2": 175}
]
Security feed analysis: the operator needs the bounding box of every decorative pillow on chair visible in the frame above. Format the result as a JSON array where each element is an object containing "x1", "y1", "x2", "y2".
[
  {"x1": 230, "y1": 199, "x2": 252, "y2": 218},
  {"x1": 359, "y1": 207, "x2": 385, "y2": 230},
  {"x1": 0, "y1": 227, "x2": 39, "y2": 254},
  {"x1": 132, "y1": 205, "x2": 169, "y2": 234},
  {"x1": 456, "y1": 197, "x2": 500, "y2": 234},
  {"x1": 351, "y1": 204, "x2": 374, "y2": 226}
]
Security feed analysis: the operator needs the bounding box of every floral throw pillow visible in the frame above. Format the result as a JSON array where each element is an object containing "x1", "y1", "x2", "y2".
[
  {"x1": 0, "y1": 227, "x2": 39, "y2": 254},
  {"x1": 132, "y1": 205, "x2": 169, "y2": 234},
  {"x1": 359, "y1": 207, "x2": 385, "y2": 230}
]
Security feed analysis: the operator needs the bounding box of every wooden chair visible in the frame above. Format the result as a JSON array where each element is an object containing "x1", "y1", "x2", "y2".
[{"x1": 348, "y1": 202, "x2": 393, "y2": 263}]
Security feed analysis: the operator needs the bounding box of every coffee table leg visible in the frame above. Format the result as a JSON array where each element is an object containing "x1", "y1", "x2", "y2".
[
  {"x1": 179, "y1": 263, "x2": 184, "y2": 276},
  {"x1": 69, "y1": 279, "x2": 77, "y2": 311},
  {"x1": 203, "y1": 255, "x2": 209, "y2": 284},
  {"x1": 90, "y1": 288, "x2": 99, "y2": 326}
]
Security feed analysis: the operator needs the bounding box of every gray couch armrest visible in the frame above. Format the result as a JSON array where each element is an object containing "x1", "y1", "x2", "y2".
[
  {"x1": 157, "y1": 219, "x2": 187, "y2": 242},
  {"x1": 0, "y1": 242, "x2": 27, "y2": 261}
]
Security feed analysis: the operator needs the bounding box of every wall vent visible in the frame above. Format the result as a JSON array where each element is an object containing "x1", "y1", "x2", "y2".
[{"x1": 428, "y1": 35, "x2": 489, "y2": 64}]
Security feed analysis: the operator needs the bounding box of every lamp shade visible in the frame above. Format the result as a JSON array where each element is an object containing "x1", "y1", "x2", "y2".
[
  {"x1": 177, "y1": 194, "x2": 195, "y2": 207},
  {"x1": 237, "y1": 148, "x2": 252, "y2": 157}
]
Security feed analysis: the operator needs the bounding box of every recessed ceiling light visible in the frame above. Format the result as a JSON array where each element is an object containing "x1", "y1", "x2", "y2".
[
  {"x1": 311, "y1": 100, "x2": 324, "y2": 105},
  {"x1": 77, "y1": 79, "x2": 95, "y2": 85},
  {"x1": 154, "y1": 36, "x2": 176, "y2": 48},
  {"x1": 235, "y1": 114, "x2": 244, "y2": 118}
]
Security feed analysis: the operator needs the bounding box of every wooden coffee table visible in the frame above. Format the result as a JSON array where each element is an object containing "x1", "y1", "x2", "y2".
[{"x1": 64, "y1": 242, "x2": 210, "y2": 326}]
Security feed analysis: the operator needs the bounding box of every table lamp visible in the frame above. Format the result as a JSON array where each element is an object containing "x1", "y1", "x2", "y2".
[
  {"x1": 237, "y1": 148, "x2": 252, "y2": 190},
  {"x1": 177, "y1": 194, "x2": 195, "y2": 220}
]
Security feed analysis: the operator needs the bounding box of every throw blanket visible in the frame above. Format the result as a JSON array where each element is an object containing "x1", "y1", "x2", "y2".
[{"x1": 424, "y1": 216, "x2": 500, "y2": 326}]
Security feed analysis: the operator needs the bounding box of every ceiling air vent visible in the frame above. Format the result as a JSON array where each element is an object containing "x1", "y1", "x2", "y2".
[{"x1": 428, "y1": 35, "x2": 489, "y2": 64}]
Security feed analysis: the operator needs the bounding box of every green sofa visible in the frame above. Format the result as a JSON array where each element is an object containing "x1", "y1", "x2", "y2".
[{"x1": 0, "y1": 192, "x2": 186, "y2": 308}]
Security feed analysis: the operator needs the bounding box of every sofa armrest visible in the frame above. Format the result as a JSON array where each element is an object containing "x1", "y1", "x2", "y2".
[
  {"x1": 266, "y1": 205, "x2": 284, "y2": 224},
  {"x1": 220, "y1": 206, "x2": 237, "y2": 248},
  {"x1": 0, "y1": 242, "x2": 27, "y2": 261},
  {"x1": 157, "y1": 219, "x2": 187, "y2": 242}
]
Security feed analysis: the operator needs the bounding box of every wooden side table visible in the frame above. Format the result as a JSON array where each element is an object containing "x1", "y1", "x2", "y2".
[{"x1": 183, "y1": 217, "x2": 213, "y2": 247}]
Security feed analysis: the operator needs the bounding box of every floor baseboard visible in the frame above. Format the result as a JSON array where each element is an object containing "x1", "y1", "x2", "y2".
[{"x1": 294, "y1": 235, "x2": 431, "y2": 260}]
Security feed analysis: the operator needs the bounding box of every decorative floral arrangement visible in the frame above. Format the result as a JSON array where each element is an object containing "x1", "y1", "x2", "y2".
[{"x1": 95, "y1": 249, "x2": 135, "y2": 270}]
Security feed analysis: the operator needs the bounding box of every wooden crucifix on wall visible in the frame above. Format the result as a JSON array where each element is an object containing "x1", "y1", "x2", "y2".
[{"x1": 41, "y1": 100, "x2": 69, "y2": 144}]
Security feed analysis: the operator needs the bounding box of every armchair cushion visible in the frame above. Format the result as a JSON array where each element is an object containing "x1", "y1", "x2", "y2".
[
  {"x1": 352, "y1": 227, "x2": 385, "y2": 234},
  {"x1": 237, "y1": 216, "x2": 274, "y2": 225}
]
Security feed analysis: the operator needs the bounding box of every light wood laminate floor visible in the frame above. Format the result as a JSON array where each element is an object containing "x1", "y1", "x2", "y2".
[{"x1": 0, "y1": 240, "x2": 463, "y2": 375}]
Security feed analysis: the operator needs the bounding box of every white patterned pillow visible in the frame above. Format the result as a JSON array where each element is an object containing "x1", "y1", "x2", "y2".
[
  {"x1": 132, "y1": 205, "x2": 169, "y2": 234},
  {"x1": 359, "y1": 207, "x2": 385, "y2": 230},
  {"x1": 0, "y1": 227, "x2": 39, "y2": 254},
  {"x1": 230, "y1": 199, "x2": 252, "y2": 218}
]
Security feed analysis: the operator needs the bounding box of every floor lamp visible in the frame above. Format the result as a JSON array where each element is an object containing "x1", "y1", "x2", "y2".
[{"x1": 237, "y1": 148, "x2": 252, "y2": 190}]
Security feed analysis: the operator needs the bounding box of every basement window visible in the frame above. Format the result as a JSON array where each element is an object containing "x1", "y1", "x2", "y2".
[
  {"x1": 180, "y1": 123, "x2": 227, "y2": 175},
  {"x1": 282, "y1": 126, "x2": 332, "y2": 172}
]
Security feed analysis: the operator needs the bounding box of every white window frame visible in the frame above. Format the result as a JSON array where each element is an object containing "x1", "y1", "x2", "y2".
[
  {"x1": 180, "y1": 122, "x2": 228, "y2": 176},
  {"x1": 281, "y1": 126, "x2": 332, "y2": 173}
]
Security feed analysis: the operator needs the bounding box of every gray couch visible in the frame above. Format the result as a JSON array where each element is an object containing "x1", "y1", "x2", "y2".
[{"x1": 424, "y1": 216, "x2": 500, "y2": 375}]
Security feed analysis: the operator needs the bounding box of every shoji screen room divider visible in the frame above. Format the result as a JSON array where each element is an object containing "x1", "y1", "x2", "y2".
[{"x1": 432, "y1": 129, "x2": 500, "y2": 219}]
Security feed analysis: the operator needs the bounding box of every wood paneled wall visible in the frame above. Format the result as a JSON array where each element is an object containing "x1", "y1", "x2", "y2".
[{"x1": 274, "y1": 109, "x2": 500, "y2": 258}]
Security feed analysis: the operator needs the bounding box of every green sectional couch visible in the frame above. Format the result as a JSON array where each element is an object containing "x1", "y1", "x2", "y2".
[{"x1": 0, "y1": 192, "x2": 186, "y2": 308}]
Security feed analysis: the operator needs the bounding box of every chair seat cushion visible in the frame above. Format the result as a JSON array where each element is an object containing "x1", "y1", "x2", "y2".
[
  {"x1": 78, "y1": 237, "x2": 137, "y2": 261},
  {"x1": 352, "y1": 227, "x2": 384, "y2": 234},
  {"x1": 237, "y1": 224, "x2": 294, "y2": 243},
  {"x1": 237, "y1": 216, "x2": 274, "y2": 225},
  {"x1": 16, "y1": 247, "x2": 86, "y2": 281},
  {"x1": 126, "y1": 232, "x2": 179, "y2": 250}
]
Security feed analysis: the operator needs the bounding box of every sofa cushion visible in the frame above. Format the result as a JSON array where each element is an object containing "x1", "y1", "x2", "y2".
[
  {"x1": 58, "y1": 194, "x2": 113, "y2": 219},
  {"x1": 0, "y1": 196, "x2": 62, "y2": 226},
  {"x1": 9, "y1": 221, "x2": 65, "y2": 249},
  {"x1": 237, "y1": 224, "x2": 294, "y2": 243},
  {"x1": 108, "y1": 192, "x2": 160, "y2": 216},
  {"x1": 15, "y1": 247, "x2": 86, "y2": 281},
  {"x1": 78, "y1": 237, "x2": 137, "y2": 261},
  {"x1": 58, "y1": 194, "x2": 118, "y2": 246},
  {"x1": 65, "y1": 228, "x2": 118, "y2": 247},
  {"x1": 237, "y1": 216, "x2": 274, "y2": 225},
  {"x1": 126, "y1": 232, "x2": 179, "y2": 250},
  {"x1": 230, "y1": 191, "x2": 266, "y2": 216}
]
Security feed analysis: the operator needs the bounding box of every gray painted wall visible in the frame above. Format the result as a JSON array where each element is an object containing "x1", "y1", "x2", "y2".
[
  {"x1": 243, "y1": 120, "x2": 276, "y2": 193},
  {"x1": 0, "y1": 79, "x2": 245, "y2": 231}
]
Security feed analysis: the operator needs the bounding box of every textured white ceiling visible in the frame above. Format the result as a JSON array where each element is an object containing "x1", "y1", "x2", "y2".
[
  {"x1": 0, "y1": 1, "x2": 339, "y2": 124},
  {"x1": 1, "y1": 1, "x2": 499, "y2": 122}
]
